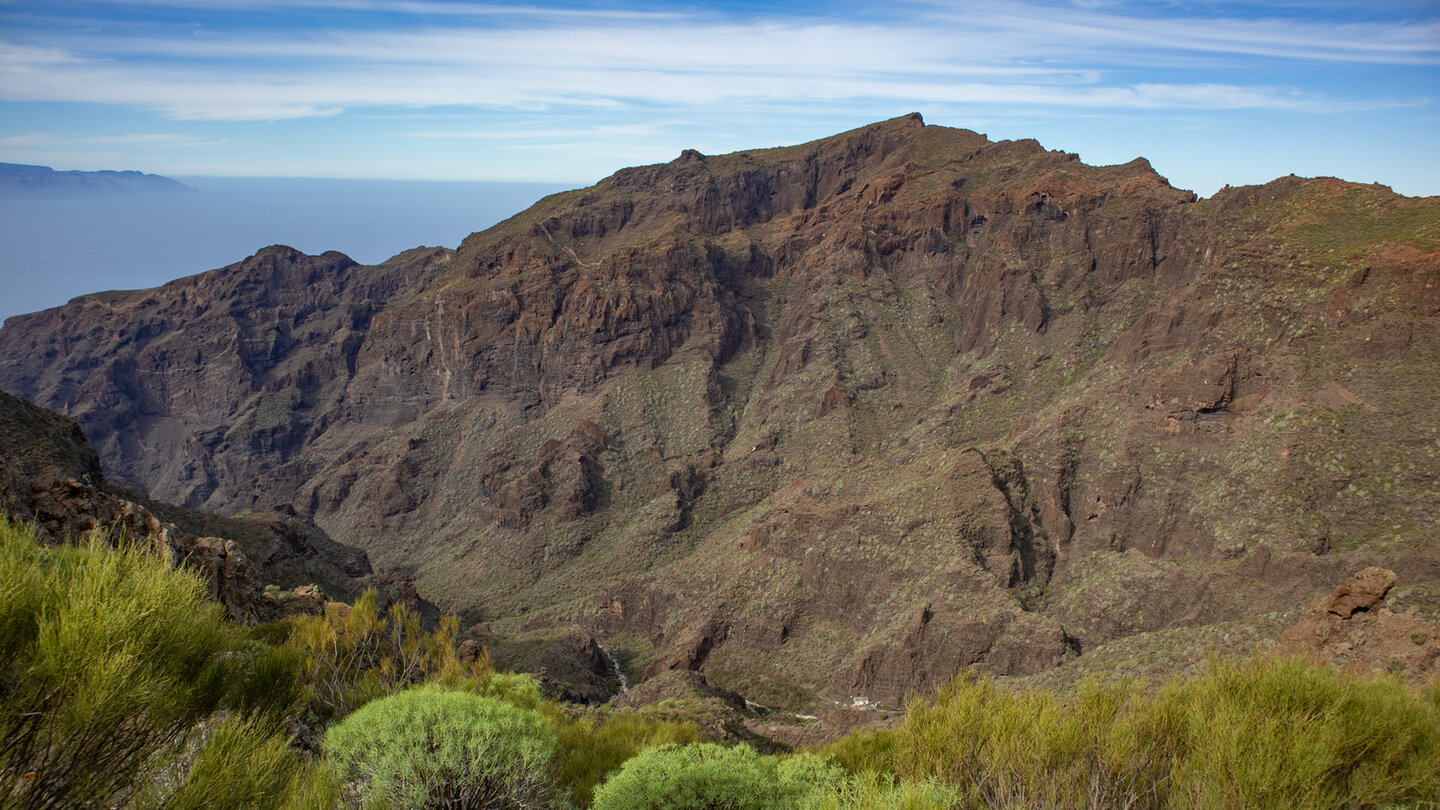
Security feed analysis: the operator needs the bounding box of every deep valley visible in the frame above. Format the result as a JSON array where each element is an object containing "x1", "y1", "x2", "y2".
[{"x1": 3, "y1": 113, "x2": 1438, "y2": 714}]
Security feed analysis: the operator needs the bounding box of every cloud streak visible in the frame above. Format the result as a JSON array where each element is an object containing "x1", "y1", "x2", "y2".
[
  {"x1": 0, "y1": 52, "x2": 1397, "y2": 123},
  {"x1": 1, "y1": 2, "x2": 1434, "y2": 123},
  {"x1": 74, "y1": 0, "x2": 685, "y2": 21},
  {"x1": 1, "y1": 0, "x2": 1435, "y2": 196},
  {"x1": 0, "y1": 132, "x2": 227, "y2": 147}
]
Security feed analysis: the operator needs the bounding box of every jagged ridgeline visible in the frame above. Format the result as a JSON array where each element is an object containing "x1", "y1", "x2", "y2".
[{"x1": 2, "y1": 114, "x2": 1437, "y2": 708}]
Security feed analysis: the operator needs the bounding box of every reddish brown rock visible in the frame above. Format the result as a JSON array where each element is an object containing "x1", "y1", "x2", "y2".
[
  {"x1": 16, "y1": 471, "x2": 257, "y2": 622},
  {"x1": 2, "y1": 117, "x2": 1438, "y2": 709},
  {"x1": 647, "y1": 621, "x2": 724, "y2": 677},
  {"x1": 817, "y1": 385, "x2": 850, "y2": 416},
  {"x1": 1326, "y1": 566, "x2": 1397, "y2": 618},
  {"x1": 1274, "y1": 567, "x2": 1438, "y2": 686},
  {"x1": 256, "y1": 583, "x2": 326, "y2": 622}
]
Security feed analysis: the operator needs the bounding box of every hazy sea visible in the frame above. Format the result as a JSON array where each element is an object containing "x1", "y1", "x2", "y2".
[{"x1": 0, "y1": 177, "x2": 572, "y2": 325}]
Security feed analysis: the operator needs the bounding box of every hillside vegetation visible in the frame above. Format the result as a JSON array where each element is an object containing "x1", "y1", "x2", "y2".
[{"x1": 2, "y1": 516, "x2": 1437, "y2": 808}]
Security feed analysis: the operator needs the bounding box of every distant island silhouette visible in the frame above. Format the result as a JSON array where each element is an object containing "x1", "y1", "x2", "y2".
[{"x1": 0, "y1": 162, "x2": 196, "y2": 197}]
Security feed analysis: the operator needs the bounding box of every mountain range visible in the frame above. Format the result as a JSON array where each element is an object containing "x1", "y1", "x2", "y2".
[
  {"x1": 1, "y1": 114, "x2": 1436, "y2": 710},
  {"x1": 0, "y1": 162, "x2": 196, "y2": 197}
]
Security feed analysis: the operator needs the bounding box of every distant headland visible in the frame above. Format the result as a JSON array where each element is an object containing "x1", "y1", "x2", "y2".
[{"x1": 0, "y1": 162, "x2": 195, "y2": 197}]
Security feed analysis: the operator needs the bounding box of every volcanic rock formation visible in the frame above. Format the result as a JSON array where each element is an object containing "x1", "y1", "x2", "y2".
[
  {"x1": 0, "y1": 389, "x2": 432, "y2": 623},
  {"x1": 3, "y1": 114, "x2": 1438, "y2": 706}
]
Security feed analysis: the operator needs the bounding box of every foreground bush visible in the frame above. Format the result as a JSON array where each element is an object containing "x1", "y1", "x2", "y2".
[
  {"x1": 824, "y1": 656, "x2": 1440, "y2": 810},
  {"x1": 801, "y1": 771, "x2": 961, "y2": 810},
  {"x1": 592, "y1": 743, "x2": 839, "y2": 810},
  {"x1": 282, "y1": 589, "x2": 493, "y2": 726},
  {"x1": 131, "y1": 714, "x2": 324, "y2": 810},
  {"x1": 323, "y1": 684, "x2": 557, "y2": 809},
  {"x1": 0, "y1": 517, "x2": 304, "y2": 809},
  {"x1": 1172, "y1": 656, "x2": 1440, "y2": 808},
  {"x1": 551, "y1": 708, "x2": 701, "y2": 807}
]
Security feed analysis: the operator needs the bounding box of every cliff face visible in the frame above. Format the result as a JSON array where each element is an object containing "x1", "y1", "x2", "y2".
[
  {"x1": 3, "y1": 115, "x2": 1438, "y2": 707},
  {"x1": 0, "y1": 389, "x2": 431, "y2": 625}
]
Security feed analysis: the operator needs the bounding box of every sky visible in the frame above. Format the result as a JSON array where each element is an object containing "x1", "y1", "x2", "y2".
[{"x1": 0, "y1": 0, "x2": 1438, "y2": 198}]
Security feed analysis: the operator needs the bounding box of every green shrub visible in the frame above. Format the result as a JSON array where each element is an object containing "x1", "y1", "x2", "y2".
[
  {"x1": 322, "y1": 683, "x2": 557, "y2": 809},
  {"x1": 281, "y1": 761, "x2": 345, "y2": 810},
  {"x1": 591, "y1": 742, "x2": 836, "y2": 810},
  {"x1": 1167, "y1": 657, "x2": 1440, "y2": 809},
  {"x1": 0, "y1": 517, "x2": 292, "y2": 809},
  {"x1": 285, "y1": 590, "x2": 492, "y2": 726},
  {"x1": 801, "y1": 771, "x2": 961, "y2": 810},
  {"x1": 778, "y1": 752, "x2": 847, "y2": 789},
  {"x1": 132, "y1": 715, "x2": 312, "y2": 810},
  {"x1": 551, "y1": 708, "x2": 701, "y2": 807},
  {"x1": 481, "y1": 670, "x2": 545, "y2": 711},
  {"x1": 824, "y1": 656, "x2": 1440, "y2": 810},
  {"x1": 821, "y1": 727, "x2": 900, "y2": 775},
  {"x1": 229, "y1": 641, "x2": 311, "y2": 723}
]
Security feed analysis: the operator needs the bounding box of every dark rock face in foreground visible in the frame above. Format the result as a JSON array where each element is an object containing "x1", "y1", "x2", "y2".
[
  {"x1": 1, "y1": 389, "x2": 255, "y2": 620},
  {"x1": 2, "y1": 115, "x2": 1438, "y2": 707},
  {"x1": 0, "y1": 389, "x2": 433, "y2": 624}
]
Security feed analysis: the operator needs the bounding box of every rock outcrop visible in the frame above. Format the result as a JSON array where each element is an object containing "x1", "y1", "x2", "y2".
[
  {"x1": 1, "y1": 389, "x2": 256, "y2": 620},
  {"x1": 1274, "y1": 567, "x2": 1440, "y2": 686},
  {"x1": 2, "y1": 115, "x2": 1438, "y2": 706},
  {"x1": 0, "y1": 390, "x2": 433, "y2": 623}
]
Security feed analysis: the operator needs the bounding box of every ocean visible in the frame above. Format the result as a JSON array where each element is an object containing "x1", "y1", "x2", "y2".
[{"x1": 0, "y1": 177, "x2": 573, "y2": 325}]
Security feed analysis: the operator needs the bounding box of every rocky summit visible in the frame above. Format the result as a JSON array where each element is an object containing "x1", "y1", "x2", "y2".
[{"x1": 2, "y1": 114, "x2": 1437, "y2": 709}]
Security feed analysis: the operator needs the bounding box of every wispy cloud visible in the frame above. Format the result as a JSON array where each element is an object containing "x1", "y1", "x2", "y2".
[
  {"x1": 1, "y1": 0, "x2": 1435, "y2": 194},
  {"x1": 67, "y1": 0, "x2": 685, "y2": 22},
  {"x1": 979, "y1": 6, "x2": 1440, "y2": 65},
  {"x1": 0, "y1": 49, "x2": 1393, "y2": 123},
  {"x1": 0, "y1": 132, "x2": 228, "y2": 148},
  {"x1": 401, "y1": 122, "x2": 670, "y2": 140},
  {"x1": 1, "y1": 1, "x2": 1434, "y2": 122}
]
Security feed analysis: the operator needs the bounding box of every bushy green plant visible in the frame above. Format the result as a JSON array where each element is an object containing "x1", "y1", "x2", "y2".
[
  {"x1": 821, "y1": 727, "x2": 900, "y2": 775},
  {"x1": 132, "y1": 715, "x2": 312, "y2": 810},
  {"x1": 0, "y1": 517, "x2": 303, "y2": 809},
  {"x1": 551, "y1": 708, "x2": 701, "y2": 807},
  {"x1": 801, "y1": 771, "x2": 961, "y2": 810},
  {"x1": 591, "y1": 742, "x2": 836, "y2": 810},
  {"x1": 1166, "y1": 657, "x2": 1440, "y2": 809},
  {"x1": 230, "y1": 640, "x2": 312, "y2": 723},
  {"x1": 823, "y1": 656, "x2": 1440, "y2": 810},
  {"x1": 285, "y1": 589, "x2": 492, "y2": 726},
  {"x1": 322, "y1": 683, "x2": 557, "y2": 809},
  {"x1": 481, "y1": 670, "x2": 545, "y2": 711}
]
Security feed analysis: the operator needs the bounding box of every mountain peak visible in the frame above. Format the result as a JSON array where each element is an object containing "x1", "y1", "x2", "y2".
[{"x1": 2, "y1": 121, "x2": 1436, "y2": 709}]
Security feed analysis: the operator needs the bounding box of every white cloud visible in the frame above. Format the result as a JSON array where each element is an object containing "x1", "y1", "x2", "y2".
[
  {"x1": 0, "y1": 2, "x2": 1434, "y2": 122},
  {"x1": 401, "y1": 122, "x2": 668, "y2": 140},
  {"x1": 0, "y1": 41, "x2": 83, "y2": 68},
  {"x1": 995, "y1": 9, "x2": 1440, "y2": 65},
  {"x1": 73, "y1": 0, "x2": 682, "y2": 21},
  {"x1": 0, "y1": 36, "x2": 1416, "y2": 123},
  {"x1": 0, "y1": 132, "x2": 227, "y2": 147}
]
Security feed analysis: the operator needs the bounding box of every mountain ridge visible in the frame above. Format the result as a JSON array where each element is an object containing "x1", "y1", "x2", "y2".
[
  {"x1": 2, "y1": 115, "x2": 1436, "y2": 708},
  {"x1": 0, "y1": 161, "x2": 196, "y2": 197}
]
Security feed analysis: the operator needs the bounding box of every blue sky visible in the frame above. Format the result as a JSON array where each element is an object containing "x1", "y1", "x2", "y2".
[{"x1": 1, "y1": 0, "x2": 1437, "y2": 197}]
